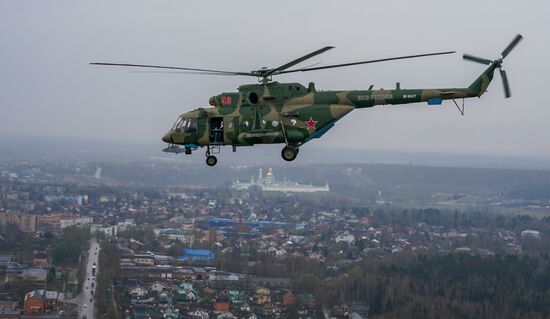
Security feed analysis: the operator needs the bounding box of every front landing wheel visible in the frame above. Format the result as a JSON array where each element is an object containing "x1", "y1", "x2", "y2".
[
  {"x1": 206, "y1": 155, "x2": 218, "y2": 166},
  {"x1": 281, "y1": 146, "x2": 298, "y2": 161}
]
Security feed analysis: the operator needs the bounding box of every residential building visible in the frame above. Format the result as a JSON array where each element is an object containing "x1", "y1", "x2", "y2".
[
  {"x1": 156, "y1": 229, "x2": 194, "y2": 244},
  {"x1": 32, "y1": 251, "x2": 48, "y2": 267},
  {"x1": 90, "y1": 224, "x2": 117, "y2": 237},
  {"x1": 60, "y1": 217, "x2": 93, "y2": 229},
  {"x1": 132, "y1": 253, "x2": 155, "y2": 266},
  {"x1": 521, "y1": 229, "x2": 541, "y2": 239},
  {"x1": 0, "y1": 212, "x2": 37, "y2": 233},
  {"x1": 23, "y1": 290, "x2": 58, "y2": 315}
]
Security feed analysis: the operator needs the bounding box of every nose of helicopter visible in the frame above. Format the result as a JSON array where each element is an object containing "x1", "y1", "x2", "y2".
[{"x1": 161, "y1": 131, "x2": 172, "y2": 143}]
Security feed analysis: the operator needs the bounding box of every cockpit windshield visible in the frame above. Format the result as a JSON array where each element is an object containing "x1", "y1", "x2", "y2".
[
  {"x1": 172, "y1": 118, "x2": 184, "y2": 130},
  {"x1": 172, "y1": 117, "x2": 197, "y2": 133}
]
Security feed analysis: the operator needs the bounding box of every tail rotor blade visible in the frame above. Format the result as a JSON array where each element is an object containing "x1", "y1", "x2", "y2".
[
  {"x1": 501, "y1": 34, "x2": 523, "y2": 58},
  {"x1": 500, "y1": 68, "x2": 511, "y2": 98},
  {"x1": 463, "y1": 54, "x2": 492, "y2": 65}
]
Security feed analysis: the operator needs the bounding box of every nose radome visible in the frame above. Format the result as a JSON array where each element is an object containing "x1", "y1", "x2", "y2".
[{"x1": 162, "y1": 131, "x2": 172, "y2": 143}]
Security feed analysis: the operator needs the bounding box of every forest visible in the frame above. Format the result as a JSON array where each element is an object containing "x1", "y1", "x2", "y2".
[{"x1": 317, "y1": 253, "x2": 550, "y2": 319}]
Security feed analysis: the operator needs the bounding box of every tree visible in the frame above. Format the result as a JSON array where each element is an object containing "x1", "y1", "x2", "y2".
[
  {"x1": 50, "y1": 226, "x2": 90, "y2": 266},
  {"x1": 292, "y1": 274, "x2": 320, "y2": 293},
  {"x1": 47, "y1": 267, "x2": 56, "y2": 284}
]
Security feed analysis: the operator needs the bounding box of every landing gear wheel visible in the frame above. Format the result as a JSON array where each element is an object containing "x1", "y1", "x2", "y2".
[
  {"x1": 206, "y1": 155, "x2": 217, "y2": 166},
  {"x1": 281, "y1": 146, "x2": 298, "y2": 161}
]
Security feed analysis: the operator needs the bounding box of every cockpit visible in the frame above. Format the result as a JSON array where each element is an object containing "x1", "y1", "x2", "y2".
[
  {"x1": 163, "y1": 115, "x2": 199, "y2": 144},
  {"x1": 172, "y1": 117, "x2": 197, "y2": 133}
]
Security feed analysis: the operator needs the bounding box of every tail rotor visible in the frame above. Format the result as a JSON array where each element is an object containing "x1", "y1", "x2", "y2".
[{"x1": 463, "y1": 34, "x2": 523, "y2": 98}]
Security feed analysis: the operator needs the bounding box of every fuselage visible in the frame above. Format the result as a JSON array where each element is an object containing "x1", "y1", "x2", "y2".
[{"x1": 162, "y1": 62, "x2": 496, "y2": 148}]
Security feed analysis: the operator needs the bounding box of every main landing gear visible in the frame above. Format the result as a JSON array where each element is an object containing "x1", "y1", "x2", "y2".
[
  {"x1": 203, "y1": 144, "x2": 301, "y2": 166},
  {"x1": 281, "y1": 145, "x2": 299, "y2": 161},
  {"x1": 206, "y1": 155, "x2": 217, "y2": 166},
  {"x1": 279, "y1": 121, "x2": 300, "y2": 162},
  {"x1": 205, "y1": 145, "x2": 219, "y2": 166}
]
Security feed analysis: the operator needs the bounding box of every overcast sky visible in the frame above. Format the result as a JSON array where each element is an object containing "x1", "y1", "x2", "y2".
[{"x1": 1, "y1": 0, "x2": 548, "y2": 159}]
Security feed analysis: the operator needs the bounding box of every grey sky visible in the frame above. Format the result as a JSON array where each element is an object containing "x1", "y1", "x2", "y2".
[{"x1": 1, "y1": 0, "x2": 548, "y2": 158}]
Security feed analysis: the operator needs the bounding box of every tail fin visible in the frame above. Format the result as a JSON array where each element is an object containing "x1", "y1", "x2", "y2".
[{"x1": 467, "y1": 64, "x2": 497, "y2": 97}]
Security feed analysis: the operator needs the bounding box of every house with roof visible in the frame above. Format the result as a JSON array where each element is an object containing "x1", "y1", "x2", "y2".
[
  {"x1": 174, "y1": 282, "x2": 199, "y2": 303},
  {"x1": 0, "y1": 300, "x2": 17, "y2": 311},
  {"x1": 275, "y1": 248, "x2": 287, "y2": 258},
  {"x1": 227, "y1": 290, "x2": 249, "y2": 305},
  {"x1": 21, "y1": 268, "x2": 48, "y2": 286},
  {"x1": 130, "y1": 286, "x2": 148, "y2": 298},
  {"x1": 254, "y1": 287, "x2": 271, "y2": 305},
  {"x1": 192, "y1": 267, "x2": 209, "y2": 281},
  {"x1": 237, "y1": 302, "x2": 252, "y2": 313},
  {"x1": 260, "y1": 302, "x2": 274, "y2": 316},
  {"x1": 283, "y1": 291, "x2": 297, "y2": 306},
  {"x1": 173, "y1": 267, "x2": 195, "y2": 281},
  {"x1": 162, "y1": 307, "x2": 181, "y2": 319},
  {"x1": 212, "y1": 292, "x2": 230, "y2": 313},
  {"x1": 150, "y1": 282, "x2": 168, "y2": 294},
  {"x1": 190, "y1": 309, "x2": 209, "y2": 319},
  {"x1": 216, "y1": 312, "x2": 237, "y2": 319},
  {"x1": 32, "y1": 251, "x2": 48, "y2": 267},
  {"x1": 157, "y1": 291, "x2": 172, "y2": 309},
  {"x1": 24, "y1": 291, "x2": 45, "y2": 315},
  {"x1": 177, "y1": 281, "x2": 193, "y2": 290},
  {"x1": 335, "y1": 231, "x2": 355, "y2": 244},
  {"x1": 243, "y1": 313, "x2": 259, "y2": 319},
  {"x1": 23, "y1": 289, "x2": 59, "y2": 315}
]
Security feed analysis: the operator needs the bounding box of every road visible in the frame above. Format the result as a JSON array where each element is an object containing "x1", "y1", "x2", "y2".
[{"x1": 79, "y1": 239, "x2": 100, "y2": 319}]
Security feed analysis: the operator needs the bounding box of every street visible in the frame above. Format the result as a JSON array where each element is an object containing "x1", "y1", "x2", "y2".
[{"x1": 79, "y1": 239, "x2": 100, "y2": 319}]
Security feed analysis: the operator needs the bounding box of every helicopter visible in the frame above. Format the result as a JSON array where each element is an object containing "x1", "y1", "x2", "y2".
[{"x1": 92, "y1": 34, "x2": 522, "y2": 166}]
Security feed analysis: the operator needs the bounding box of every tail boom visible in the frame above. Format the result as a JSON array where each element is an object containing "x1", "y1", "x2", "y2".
[{"x1": 348, "y1": 63, "x2": 498, "y2": 108}]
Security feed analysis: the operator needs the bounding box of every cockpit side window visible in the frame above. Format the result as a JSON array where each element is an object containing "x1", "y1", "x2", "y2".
[{"x1": 186, "y1": 118, "x2": 197, "y2": 133}]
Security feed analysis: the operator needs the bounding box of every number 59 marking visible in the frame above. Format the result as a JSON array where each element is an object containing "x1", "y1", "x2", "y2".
[{"x1": 221, "y1": 96, "x2": 232, "y2": 106}]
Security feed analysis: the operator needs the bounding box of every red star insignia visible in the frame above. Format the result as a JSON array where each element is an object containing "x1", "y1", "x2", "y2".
[{"x1": 306, "y1": 116, "x2": 318, "y2": 129}]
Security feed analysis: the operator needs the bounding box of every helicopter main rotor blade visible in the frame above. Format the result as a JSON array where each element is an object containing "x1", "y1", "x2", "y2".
[
  {"x1": 128, "y1": 71, "x2": 248, "y2": 76},
  {"x1": 90, "y1": 62, "x2": 254, "y2": 76},
  {"x1": 501, "y1": 34, "x2": 523, "y2": 58},
  {"x1": 500, "y1": 68, "x2": 511, "y2": 98},
  {"x1": 462, "y1": 54, "x2": 493, "y2": 65},
  {"x1": 279, "y1": 51, "x2": 455, "y2": 74},
  {"x1": 264, "y1": 46, "x2": 335, "y2": 76}
]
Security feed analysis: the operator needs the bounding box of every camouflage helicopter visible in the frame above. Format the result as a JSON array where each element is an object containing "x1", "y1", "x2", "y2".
[{"x1": 92, "y1": 34, "x2": 522, "y2": 166}]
